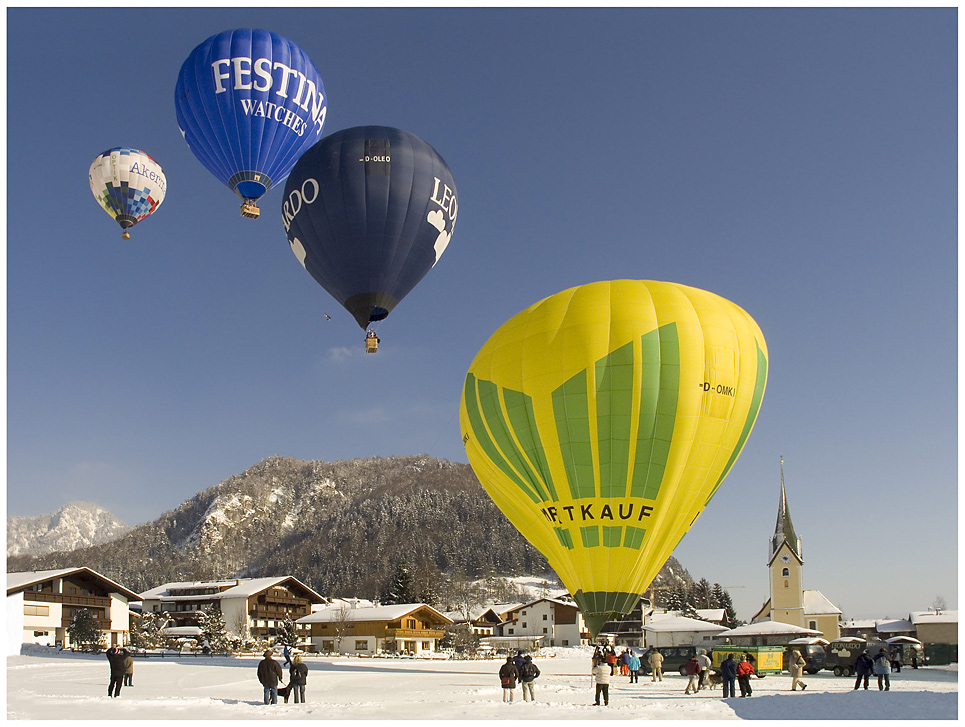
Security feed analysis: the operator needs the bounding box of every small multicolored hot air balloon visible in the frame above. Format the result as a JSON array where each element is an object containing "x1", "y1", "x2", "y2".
[
  {"x1": 89, "y1": 147, "x2": 167, "y2": 239},
  {"x1": 175, "y1": 28, "x2": 327, "y2": 219},
  {"x1": 460, "y1": 280, "x2": 768, "y2": 636},
  {"x1": 281, "y1": 126, "x2": 458, "y2": 351}
]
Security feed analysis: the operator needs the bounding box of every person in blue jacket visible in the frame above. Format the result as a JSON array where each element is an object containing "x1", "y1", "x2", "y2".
[
  {"x1": 627, "y1": 651, "x2": 641, "y2": 683},
  {"x1": 720, "y1": 654, "x2": 738, "y2": 698}
]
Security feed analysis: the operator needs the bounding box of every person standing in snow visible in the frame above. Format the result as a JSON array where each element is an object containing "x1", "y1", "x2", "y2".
[
  {"x1": 512, "y1": 650, "x2": 526, "y2": 676},
  {"x1": 627, "y1": 650, "x2": 641, "y2": 684},
  {"x1": 283, "y1": 644, "x2": 292, "y2": 667},
  {"x1": 720, "y1": 654, "x2": 738, "y2": 698},
  {"x1": 853, "y1": 649, "x2": 874, "y2": 690},
  {"x1": 873, "y1": 648, "x2": 891, "y2": 691},
  {"x1": 498, "y1": 656, "x2": 518, "y2": 702},
  {"x1": 789, "y1": 650, "x2": 807, "y2": 691},
  {"x1": 519, "y1": 654, "x2": 540, "y2": 702},
  {"x1": 736, "y1": 654, "x2": 755, "y2": 697},
  {"x1": 257, "y1": 649, "x2": 284, "y2": 704},
  {"x1": 289, "y1": 654, "x2": 308, "y2": 703},
  {"x1": 591, "y1": 657, "x2": 611, "y2": 706},
  {"x1": 648, "y1": 649, "x2": 664, "y2": 681},
  {"x1": 684, "y1": 655, "x2": 701, "y2": 694},
  {"x1": 890, "y1": 648, "x2": 902, "y2": 673},
  {"x1": 105, "y1": 646, "x2": 126, "y2": 698},
  {"x1": 122, "y1": 648, "x2": 134, "y2": 687},
  {"x1": 697, "y1": 649, "x2": 712, "y2": 689}
]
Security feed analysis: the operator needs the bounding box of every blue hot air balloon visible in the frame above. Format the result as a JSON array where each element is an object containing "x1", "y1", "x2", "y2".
[
  {"x1": 281, "y1": 126, "x2": 458, "y2": 352},
  {"x1": 175, "y1": 28, "x2": 327, "y2": 219}
]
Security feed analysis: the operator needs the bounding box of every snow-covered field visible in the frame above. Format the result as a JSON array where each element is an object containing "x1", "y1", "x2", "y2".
[{"x1": 7, "y1": 644, "x2": 957, "y2": 720}]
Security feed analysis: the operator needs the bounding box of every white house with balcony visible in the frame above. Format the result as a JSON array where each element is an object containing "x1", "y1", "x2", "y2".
[{"x1": 7, "y1": 568, "x2": 140, "y2": 651}]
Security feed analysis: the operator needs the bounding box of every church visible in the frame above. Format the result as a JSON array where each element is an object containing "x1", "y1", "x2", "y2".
[{"x1": 750, "y1": 461, "x2": 841, "y2": 640}]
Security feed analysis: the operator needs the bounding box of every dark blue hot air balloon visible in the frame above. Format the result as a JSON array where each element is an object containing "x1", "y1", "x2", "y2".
[
  {"x1": 175, "y1": 28, "x2": 326, "y2": 219},
  {"x1": 282, "y1": 126, "x2": 458, "y2": 352}
]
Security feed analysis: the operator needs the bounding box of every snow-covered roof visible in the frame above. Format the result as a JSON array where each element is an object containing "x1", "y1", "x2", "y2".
[
  {"x1": 787, "y1": 637, "x2": 829, "y2": 645},
  {"x1": 7, "y1": 567, "x2": 140, "y2": 601},
  {"x1": 297, "y1": 603, "x2": 453, "y2": 625},
  {"x1": 139, "y1": 576, "x2": 324, "y2": 603},
  {"x1": 695, "y1": 608, "x2": 726, "y2": 623},
  {"x1": 885, "y1": 636, "x2": 922, "y2": 644},
  {"x1": 719, "y1": 621, "x2": 821, "y2": 637},
  {"x1": 642, "y1": 616, "x2": 728, "y2": 633},
  {"x1": 875, "y1": 619, "x2": 913, "y2": 633},
  {"x1": 802, "y1": 589, "x2": 841, "y2": 615},
  {"x1": 911, "y1": 610, "x2": 958, "y2": 625},
  {"x1": 830, "y1": 636, "x2": 867, "y2": 644}
]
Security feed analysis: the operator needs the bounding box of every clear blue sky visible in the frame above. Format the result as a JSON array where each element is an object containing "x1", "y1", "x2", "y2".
[{"x1": 7, "y1": 7, "x2": 957, "y2": 621}]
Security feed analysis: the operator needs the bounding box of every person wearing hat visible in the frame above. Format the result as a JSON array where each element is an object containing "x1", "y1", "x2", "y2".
[
  {"x1": 853, "y1": 649, "x2": 874, "y2": 690},
  {"x1": 872, "y1": 648, "x2": 891, "y2": 691},
  {"x1": 257, "y1": 648, "x2": 285, "y2": 704}
]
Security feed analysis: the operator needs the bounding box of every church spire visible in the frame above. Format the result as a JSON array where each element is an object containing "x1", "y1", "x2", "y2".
[{"x1": 770, "y1": 457, "x2": 801, "y2": 562}]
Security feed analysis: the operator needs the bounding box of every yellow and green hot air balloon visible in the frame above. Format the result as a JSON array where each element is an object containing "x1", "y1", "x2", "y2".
[{"x1": 460, "y1": 280, "x2": 768, "y2": 636}]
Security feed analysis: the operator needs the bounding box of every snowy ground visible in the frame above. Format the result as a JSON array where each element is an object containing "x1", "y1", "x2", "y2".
[{"x1": 7, "y1": 644, "x2": 957, "y2": 720}]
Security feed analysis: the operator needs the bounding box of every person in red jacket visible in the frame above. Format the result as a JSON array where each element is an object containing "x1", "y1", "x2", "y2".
[
  {"x1": 684, "y1": 656, "x2": 701, "y2": 694},
  {"x1": 736, "y1": 655, "x2": 755, "y2": 697}
]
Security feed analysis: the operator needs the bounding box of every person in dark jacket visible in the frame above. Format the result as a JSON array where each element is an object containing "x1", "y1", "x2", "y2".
[
  {"x1": 720, "y1": 654, "x2": 738, "y2": 698},
  {"x1": 105, "y1": 646, "x2": 126, "y2": 698},
  {"x1": 499, "y1": 656, "x2": 519, "y2": 702},
  {"x1": 257, "y1": 649, "x2": 284, "y2": 704},
  {"x1": 289, "y1": 654, "x2": 308, "y2": 703},
  {"x1": 853, "y1": 650, "x2": 875, "y2": 690},
  {"x1": 512, "y1": 650, "x2": 526, "y2": 676},
  {"x1": 519, "y1": 654, "x2": 540, "y2": 702}
]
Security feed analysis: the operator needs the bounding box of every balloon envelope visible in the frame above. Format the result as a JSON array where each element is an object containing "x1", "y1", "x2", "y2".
[
  {"x1": 89, "y1": 147, "x2": 166, "y2": 237},
  {"x1": 175, "y1": 28, "x2": 326, "y2": 212},
  {"x1": 282, "y1": 126, "x2": 458, "y2": 328},
  {"x1": 459, "y1": 280, "x2": 768, "y2": 636}
]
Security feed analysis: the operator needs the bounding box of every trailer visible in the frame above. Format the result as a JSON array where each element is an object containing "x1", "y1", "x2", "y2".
[
  {"x1": 826, "y1": 637, "x2": 867, "y2": 676},
  {"x1": 711, "y1": 645, "x2": 784, "y2": 676}
]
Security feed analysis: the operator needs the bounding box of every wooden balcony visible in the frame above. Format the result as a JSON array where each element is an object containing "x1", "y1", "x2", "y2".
[{"x1": 29, "y1": 592, "x2": 111, "y2": 610}]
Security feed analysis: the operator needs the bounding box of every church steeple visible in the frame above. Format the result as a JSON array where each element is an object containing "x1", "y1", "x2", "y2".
[{"x1": 769, "y1": 457, "x2": 801, "y2": 563}]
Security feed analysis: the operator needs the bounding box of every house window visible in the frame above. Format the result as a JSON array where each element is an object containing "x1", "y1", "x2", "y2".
[
  {"x1": 809, "y1": 621, "x2": 817, "y2": 631},
  {"x1": 24, "y1": 605, "x2": 49, "y2": 616},
  {"x1": 406, "y1": 619, "x2": 416, "y2": 629},
  {"x1": 542, "y1": 614, "x2": 547, "y2": 620},
  {"x1": 782, "y1": 568, "x2": 790, "y2": 577},
  {"x1": 422, "y1": 641, "x2": 430, "y2": 650},
  {"x1": 355, "y1": 640, "x2": 368, "y2": 651},
  {"x1": 542, "y1": 628, "x2": 548, "y2": 634},
  {"x1": 522, "y1": 622, "x2": 527, "y2": 628},
  {"x1": 562, "y1": 640, "x2": 569, "y2": 646},
  {"x1": 784, "y1": 580, "x2": 789, "y2": 589},
  {"x1": 508, "y1": 628, "x2": 514, "y2": 634}
]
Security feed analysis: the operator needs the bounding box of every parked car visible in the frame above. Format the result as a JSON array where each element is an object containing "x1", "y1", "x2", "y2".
[{"x1": 640, "y1": 646, "x2": 701, "y2": 676}]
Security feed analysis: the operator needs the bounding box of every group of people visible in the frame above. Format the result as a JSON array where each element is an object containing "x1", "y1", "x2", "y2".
[
  {"x1": 257, "y1": 648, "x2": 310, "y2": 704},
  {"x1": 682, "y1": 650, "x2": 715, "y2": 693},
  {"x1": 498, "y1": 650, "x2": 541, "y2": 702},
  {"x1": 105, "y1": 646, "x2": 134, "y2": 698},
  {"x1": 718, "y1": 653, "x2": 758, "y2": 698},
  {"x1": 853, "y1": 648, "x2": 895, "y2": 691}
]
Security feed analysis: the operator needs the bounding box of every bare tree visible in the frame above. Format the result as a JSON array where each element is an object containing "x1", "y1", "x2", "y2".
[
  {"x1": 330, "y1": 603, "x2": 355, "y2": 653},
  {"x1": 931, "y1": 596, "x2": 948, "y2": 614}
]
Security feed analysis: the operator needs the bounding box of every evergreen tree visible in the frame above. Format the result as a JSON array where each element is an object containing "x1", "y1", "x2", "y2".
[
  {"x1": 381, "y1": 562, "x2": 417, "y2": 604},
  {"x1": 196, "y1": 605, "x2": 231, "y2": 653},
  {"x1": 278, "y1": 616, "x2": 299, "y2": 649},
  {"x1": 67, "y1": 608, "x2": 105, "y2": 651},
  {"x1": 691, "y1": 578, "x2": 712, "y2": 609},
  {"x1": 131, "y1": 611, "x2": 170, "y2": 650},
  {"x1": 719, "y1": 590, "x2": 741, "y2": 627}
]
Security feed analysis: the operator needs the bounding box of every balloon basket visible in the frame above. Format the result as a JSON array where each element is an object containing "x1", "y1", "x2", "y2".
[
  {"x1": 240, "y1": 201, "x2": 260, "y2": 219},
  {"x1": 365, "y1": 337, "x2": 379, "y2": 354},
  {"x1": 122, "y1": 231, "x2": 130, "y2": 240}
]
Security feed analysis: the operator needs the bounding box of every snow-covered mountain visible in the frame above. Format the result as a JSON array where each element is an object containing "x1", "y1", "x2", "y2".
[
  {"x1": 7, "y1": 502, "x2": 130, "y2": 558},
  {"x1": 6, "y1": 455, "x2": 700, "y2": 611}
]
